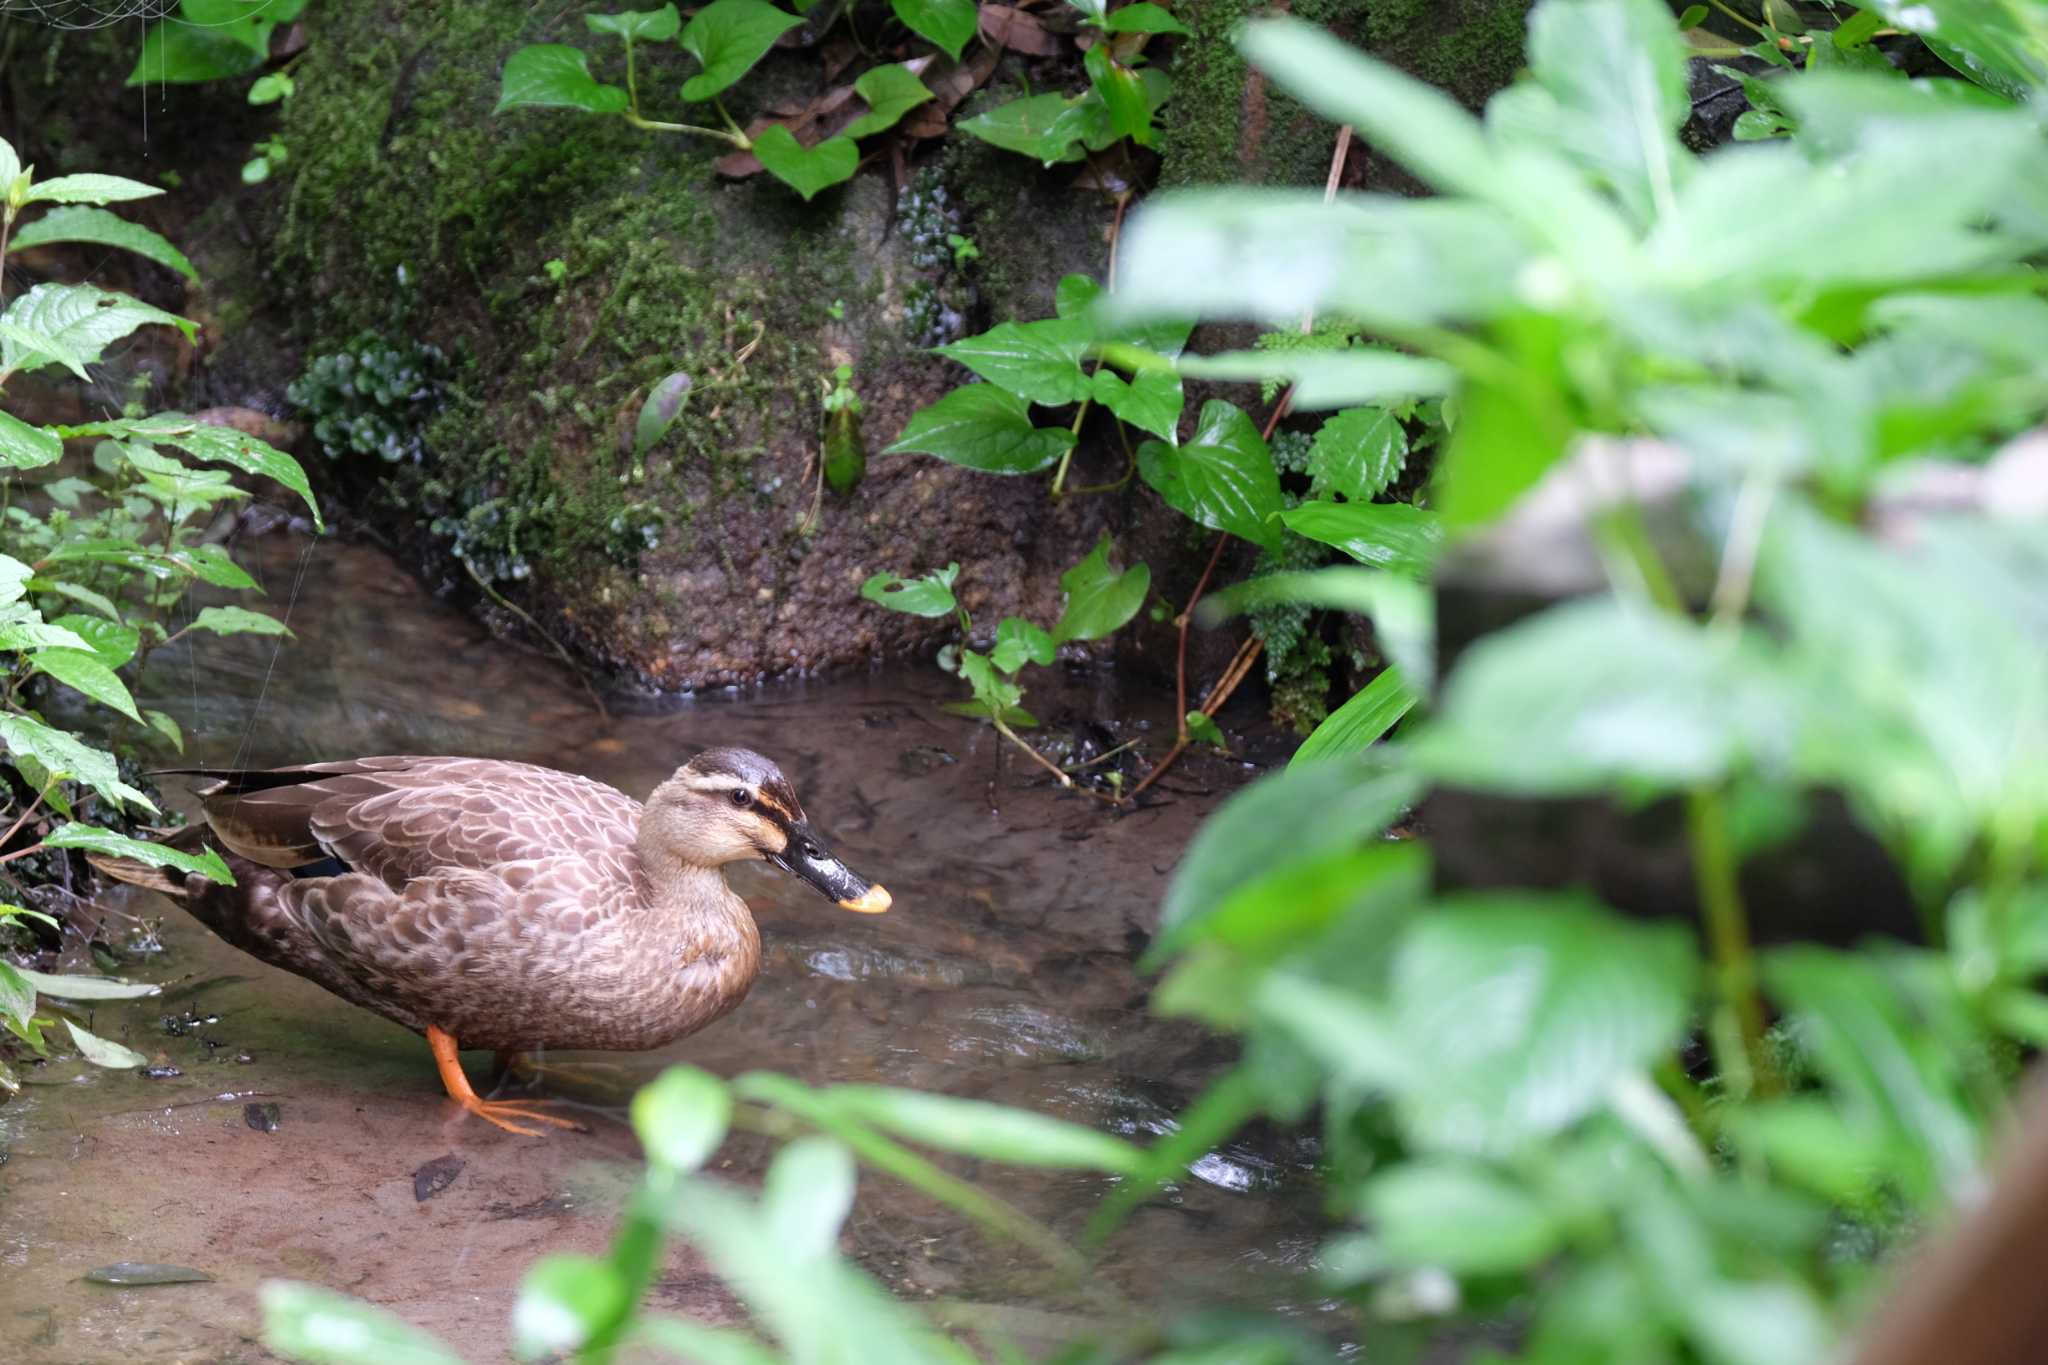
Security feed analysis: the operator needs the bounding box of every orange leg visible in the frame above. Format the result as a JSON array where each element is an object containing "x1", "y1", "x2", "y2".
[{"x1": 427, "y1": 1025, "x2": 586, "y2": 1137}]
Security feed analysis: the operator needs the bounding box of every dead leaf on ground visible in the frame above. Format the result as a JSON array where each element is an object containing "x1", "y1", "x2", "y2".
[
  {"x1": 899, "y1": 46, "x2": 1001, "y2": 140},
  {"x1": 980, "y1": 4, "x2": 1063, "y2": 56},
  {"x1": 718, "y1": 55, "x2": 938, "y2": 178}
]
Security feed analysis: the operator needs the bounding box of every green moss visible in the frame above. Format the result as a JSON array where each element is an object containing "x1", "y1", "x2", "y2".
[
  {"x1": 1158, "y1": 0, "x2": 1534, "y2": 189},
  {"x1": 265, "y1": 0, "x2": 871, "y2": 596}
]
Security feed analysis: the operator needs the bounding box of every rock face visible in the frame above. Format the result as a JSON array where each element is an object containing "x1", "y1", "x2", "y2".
[{"x1": 5, "y1": 2, "x2": 1536, "y2": 691}]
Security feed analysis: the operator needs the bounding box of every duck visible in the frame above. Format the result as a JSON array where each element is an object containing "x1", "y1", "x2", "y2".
[{"x1": 93, "y1": 748, "x2": 891, "y2": 1135}]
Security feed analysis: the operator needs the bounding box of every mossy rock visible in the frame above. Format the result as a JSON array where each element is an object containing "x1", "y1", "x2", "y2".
[{"x1": 1159, "y1": 0, "x2": 1535, "y2": 189}]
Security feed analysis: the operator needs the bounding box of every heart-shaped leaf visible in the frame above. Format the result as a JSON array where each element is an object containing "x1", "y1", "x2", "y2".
[
  {"x1": 1051, "y1": 534, "x2": 1149, "y2": 644},
  {"x1": 681, "y1": 0, "x2": 803, "y2": 102},
  {"x1": 750, "y1": 126, "x2": 858, "y2": 200},
  {"x1": 844, "y1": 62, "x2": 936, "y2": 139},
  {"x1": 1137, "y1": 400, "x2": 1284, "y2": 549},
  {"x1": 884, "y1": 384, "x2": 1074, "y2": 473},
  {"x1": 890, "y1": 0, "x2": 978, "y2": 59},
  {"x1": 495, "y1": 44, "x2": 630, "y2": 114},
  {"x1": 586, "y1": 3, "x2": 682, "y2": 42}
]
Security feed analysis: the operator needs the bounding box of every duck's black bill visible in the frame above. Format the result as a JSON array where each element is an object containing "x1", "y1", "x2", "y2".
[{"x1": 769, "y1": 824, "x2": 892, "y2": 913}]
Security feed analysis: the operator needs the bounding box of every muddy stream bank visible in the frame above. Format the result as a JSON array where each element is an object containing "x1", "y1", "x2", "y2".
[{"x1": 0, "y1": 530, "x2": 1322, "y2": 1363}]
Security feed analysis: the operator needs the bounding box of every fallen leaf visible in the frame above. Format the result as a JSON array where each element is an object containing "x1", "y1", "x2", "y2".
[
  {"x1": 900, "y1": 47, "x2": 1000, "y2": 140},
  {"x1": 413, "y1": 1152, "x2": 465, "y2": 1202},
  {"x1": 980, "y1": 4, "x2": 1062, "y2": 56},
  {"x1": 85, "y1": 1262, "x2": 213, "y2": 1286}
]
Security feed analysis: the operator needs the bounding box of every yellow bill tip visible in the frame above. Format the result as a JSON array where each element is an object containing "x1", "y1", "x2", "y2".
[{"x1": 839, "y1": 884, "x2": 892, "y2": 914}]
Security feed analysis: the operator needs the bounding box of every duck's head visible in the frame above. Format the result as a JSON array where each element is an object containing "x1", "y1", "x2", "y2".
[{"x1": 643, "y1": 747, "x2": 891, "y2": 913}]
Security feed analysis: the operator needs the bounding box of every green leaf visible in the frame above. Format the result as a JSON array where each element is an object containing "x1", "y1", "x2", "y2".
[
  {"x1": 10, "y1": 206, "x2": 198, "y2": 281},
  {"x1": 1279, "y1": 500, "x2": 1441, "y2": 578},
  {"x1": 145, "y1": 709, "x2": 185, "y2": 753},
  {"x1": 1149, "y1": 750, "x2": 1421, "y2": 967},
  {"x1": 991, "y1": 617, "x2": 1055, "y2": 671},
  {"x1": 859, "y1": 564, "x2": 959, "y2": 617},
  {"x1": 261, "y1": 1281, "x2": 467, "y2": 1365},
  {"x1": 44, "y1": 823, "x2": 234, "y2": 885},
  {"x1": 247, "y1": 71, "x2": 295, "y2": 105},
  {"x1": 1362, "y1": 1159, "x2": 1566, "y2": 1273},
  {"x1": 1294, "y1": 666, "x2": 1417, "y2": 765},
  {"x1": 844, "y1": 63, "x2": 935, "y2": 139},
  {"x1": 1055, "y1": 273, "x2": 1102, "y2": 318},
  {"x1": 750, "y1": 127, "x2": 859, "y2": 201},
  {"x1": 936, "y1": 318, "x2": 1093, "y2": 406},
  {"x1": 1050, "y1": 534, "x2": 1149, "y2": 645},
  {"x1": 13, "y1": 967, "x2": 161, "y2": 1000},
  {"x1": 1105, "y1": 3, "x2": 1189, "y2": 34},
  {"x1": 1084, "y1": 44, "x2": 1154, "y2": 145},
  {"x1": 883, "y1": 384, "x2": 1074, "y2": 473},
  {"x1": 1137, "y1": 400, "x2": 1285, "y2": 550},
  {"x1": 0, "y1": 713, "x2": 154, "y2": 813},
  {"x1": 0, "y1": 410, "x2": 62, "y2": 470},
  {"x1": 1385, "y1": 895, "x2": 1697, "y2": 1154},
  {"x1": 957, "y1": 93, "x2": 1091, "y2": 165},
  {"x1": 513, "y1": 1255, "x2": 631, "y2": 1359},
  {"x1": 1309, "y1": 406, "x2": 1407, "y2": 501},
  {"x1": 1174, "y1": 842, "x2": 1427, "y2": 972},
  {"x1": 1091, "y1": 366, "x2": 1183, "y2": 444},
  {"x1": 495, "y1": 44, "x2": 631, "y2": 114},
  {"x1": 187, "y1": 605, "x2": 291, "y2": 638},
  {"x1": 586, "y1": 3, "x2": 682, "y2": 42},
  {"x1": 1415, "y1": 598, "x2": 1791, "y2": 796},
  {"x1": 30, "y1": 649, "x2": 142, "y2": 723},
  {"x1": 631, "y1": 1065, "x2": 732, "y2": 1170},
  {"x1": 635, "y1": 370, "x2": 694, "y2": 454},
  {"x1": 1849, "y1": 0, "x2": 2045, "y2": 97},
  {"x1": 681, "y1": 0, "x2": 804, "y2": 102},
  {"x1": 65, "y1": 414, "x2": 321, "y2": 529},
  {"x1": 0, "y1": 616, "x2": 91, "y2": 654},
  {"x1": 1185, "y1": 711, "x2": 1226, "y2": 749},
  {"x1": 49, "y1": 614, "x2": 138, "y2": 667},
  {"x1": 0, "y1": 961, "x2": 34, "y2": 1029},
  {"x1": 23, "y1": 172, "x2": 163, "y2": 205},
  {"x1": 824, "y1": 1086, "x2": 1149, "y2": 1174},
  {"x1": 0, "y1": 555, "x2": 31, "y2": 606},
  {"x1": 67, "y1": 1018, "x2": 147, "y2": 1069},
  {"x1": 1177, "y1": 346, "x2": 1454, "y2": 410},
  {"x1": 890, "y1": 0, "x2": 978, "y2": 60},
  {"x1": 1, "y1": 283, "x2": 195, "y2": 377}
]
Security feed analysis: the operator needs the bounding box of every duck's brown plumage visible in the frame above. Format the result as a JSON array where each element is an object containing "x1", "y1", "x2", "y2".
[{"x1": 97, "y1": 749, "x2": 889, "y2": 1132}]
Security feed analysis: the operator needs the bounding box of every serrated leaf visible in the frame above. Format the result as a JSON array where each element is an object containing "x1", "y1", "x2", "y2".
[
  {"x1": 1051, "y1": 534, "x2": 1149, "y2": 644},
  {"x1": 64, "y1": 414, "x2": 321, "y2": 529},
  {"x1": 49, "y1": 614, "x2": 138, "y2": 667},
  {"x1": 1, "y1": 283, "x2": 195, "y2": 377},
  {"x1": 30, "y1": 649, "x2": 141, "y2": 722},
  {"x1": 1309, "y1": 406, "x2": 1407, "y2": 501},
  {"x1": 1105, "y1": 2, "x2": 1189, "y2": 34},
  {"x1": 30, "y1": 578, "x2": 119, "y2": 620},
  {"x1": 845, "y1": 62, "x2": 935, "y2": 139},
  {"x1": 751, "y1": 127, "x2": 858, "y2": 201},
  {"x1": 891, "y1": 0, "x2": 978, "y2": 59},
  {"x1": 0, "y1": 713, "x2": 154, "y2": 813},
  {"x1": 681, "y1": 0, "x2": 804, "y2": 102},
  {"x1": 495, "y1": 44, "x2": 630, "y2": 114},
  {"x1": 11, "y1": 206, "x2": 198, "y2": 281},
  {"x1": 1137, "y1": 400, "x2": 1284, "y2": 549},
  {"x1": 586, "y1": 3, "x2": 682, "y2": 42},
  {"x1": 860, "y1": 565, "x2": 959, "y2": 617},
  {"x1": 958, "y1": 93, "x2": 1091, "y2": 165},
  {"x1": 67, "y1": 1018, "x2": 148, "y2": 1068},
  {"x1": 187, "y1": 605, "x2": 291, "y2": 638},
  {"x1": 1280, "y1": 500, "x2": 1441, "y2": 577},
  {"x1": 883, "y1": 384, "x2": 1074, "y2": 473},
  {"x1": 24, "y1": 172, "x2": 163, "y2": 205},
  {"x1": 45, "y1": 823, "x2": 234, "y2": 884},
  {"x1": 0, "y1": 410, "x2": 61, "y2": 470},
  {"x1": 936, "y1": 318, "x2": 1092, "y2": 406},
  {"x1": 0, "y1": 617, "x2": 92, "y2": 653}
]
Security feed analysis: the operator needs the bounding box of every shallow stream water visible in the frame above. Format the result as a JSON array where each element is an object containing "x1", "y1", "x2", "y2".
[{"x1": 0, "y1": 531, "x2": 1327, "y2": 1363}]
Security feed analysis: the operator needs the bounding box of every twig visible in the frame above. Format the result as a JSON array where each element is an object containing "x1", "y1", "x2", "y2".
[
  {"x1": 460, "y1": 557, "x2": 610, "y2": 723},
  {"x1": 0, "y1": 778, "x2": 53, "y2": 853}
]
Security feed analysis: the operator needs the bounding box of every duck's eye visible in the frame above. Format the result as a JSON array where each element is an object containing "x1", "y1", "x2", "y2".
[{"x1": 729, "y1": 788, "x2": 753, "y2": 808}]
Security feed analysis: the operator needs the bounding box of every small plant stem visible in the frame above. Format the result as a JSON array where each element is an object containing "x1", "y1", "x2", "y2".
[
  {"x1": 993, "y1": 715, "x2": 1072, "y2": 789},
  {"x1": 624, "y1": 37, "x2": 639, "y2": 113},
  {"x1": 622, "y1": 110, "x2": 748, "y2": 146},
  {"x1": 713, "y1": 95, "x2": 745, "y2": 138},
  {"x1": 1708, "y1": 0, "x2": 1769, "y2": 36},
  {"x1": 460, "y1": 557, "x2": 610, "y2": 723},
  {"x1": 0, "y1": 779, "x2": 53, "y2": 853},
  {"x1": 1687, "y1": 787, "x2": 1775, "y2": 1093},
  {"x1": 1708, "y1": 472, "x2": 1774, "y2": 629}
]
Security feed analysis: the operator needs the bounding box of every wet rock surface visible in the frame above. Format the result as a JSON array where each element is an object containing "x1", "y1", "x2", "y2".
[{"x1": 0, "y1": 533, "x2": 1317, "y2": 1363}]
